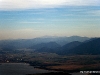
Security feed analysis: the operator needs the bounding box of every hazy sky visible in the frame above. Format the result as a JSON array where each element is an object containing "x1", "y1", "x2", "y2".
[{"x1": 0, "y1": 0, "x2": 100, "y2": 39}]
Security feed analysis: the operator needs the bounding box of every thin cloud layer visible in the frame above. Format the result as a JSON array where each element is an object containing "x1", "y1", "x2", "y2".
[{"x1": 0, "y1": 0, "x2": 100, "y2": 10}]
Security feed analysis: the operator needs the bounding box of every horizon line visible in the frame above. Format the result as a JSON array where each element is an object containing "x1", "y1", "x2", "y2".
[{"x1": 0, "y1": 35, "x2": 99, "y2": 40}]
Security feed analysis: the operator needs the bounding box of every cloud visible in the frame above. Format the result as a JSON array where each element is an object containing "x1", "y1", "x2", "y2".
[
  {"x1": 0, "y1": 0, "x2": 100, "y2": 10},
  {"x1": 64, "y1": 0, "x2": 100, "y2": 6}
]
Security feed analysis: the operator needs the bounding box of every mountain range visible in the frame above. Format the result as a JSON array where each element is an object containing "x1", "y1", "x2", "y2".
[
  {"x1": 1, "y1": 36, "x2": 100, "y2": 55},
  {"x1": 34, "y1": 37, "x2": 100, "y2": 55},
  {"x1": 0, "y1": 36, "x2": 89, "y2": 50},
  {"x1": 63, "y1": 38, "x2": 100, "y2": 55}
]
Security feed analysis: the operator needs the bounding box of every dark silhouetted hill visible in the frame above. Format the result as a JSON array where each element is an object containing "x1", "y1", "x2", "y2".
[
  {"x1": 57, "y1": 41, "x2": 82, "y2": 55},
  {"x1": 59, "y1": 38, "x2": 100, "y2": 55},
  {"x1": 62, "y1": 41, "x2": 82, "y2": 50}
]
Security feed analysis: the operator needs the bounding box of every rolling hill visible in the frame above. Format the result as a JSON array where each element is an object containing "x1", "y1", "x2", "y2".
[
  {"x1": 0, "y1": 36, "x2": 89, "y2": 51},
  {"x1": 59, "y1": 38, "x2": 100, "y2": 55}
]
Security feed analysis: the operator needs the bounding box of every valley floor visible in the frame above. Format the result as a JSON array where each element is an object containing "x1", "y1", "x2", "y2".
[{"x1": 0, "y1": 50, "x2": 100, "y2": 75}]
